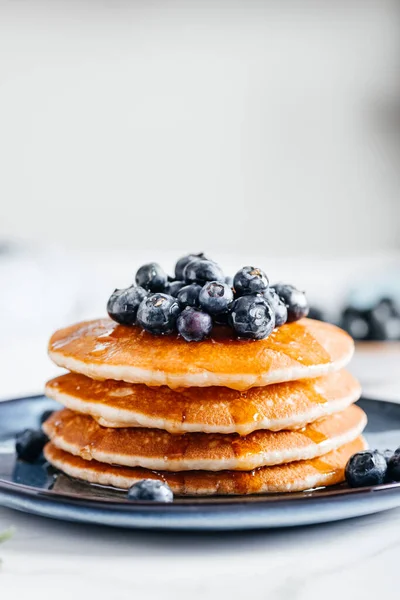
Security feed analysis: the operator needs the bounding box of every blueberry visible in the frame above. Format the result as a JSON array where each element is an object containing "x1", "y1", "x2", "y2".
[
  {"x1": 233, "y1": 266, "x2": 269, "y2": 296},
  {"x1": 137, "y1": 293, "x2": 180, "y2": 335},
  {"x1": 167, "y1": 280, "x2": 186, "y2": 297},
  {"x1": 273, "y1": 283, "x2": 309, "y2": 323},
  {"x1": 263, "y1": 288, "x2": 287, "y2": 327},
  {"x1": 225, "y1": 275, "x2": 233, "y2": 287},
  {"x1": 177, "y1": 284, "x2": 202, "y2": 308},
  {"x1": 341, "y1": 307, "x2": 371, "y2": 340},
  {"x1": 127, "y1": 479, "x2": 174, "y2": 502},
  {"x1": 183, "y1": 259, "x2": 225, "y2": 285},
  {"x1": 16, "y1": 429, "x2": 48, "y2": 463},
  {"x1": 213, "y1": 312, "x2": 230, "y2": 326},
  {"x1": 345, "y1": 450, "x2": 387, "y2": 487},
  {"x1": 174, "y1": 253, "x2": 208, "y2": 280},
  {"x1": 387, "y1": 452, "x2": 400, "y2": 482},
  {"x1": 199, "y1": 281, "x2": 234, "y2": 315},
  {"x1": 368, "y1": 299, "x2": 400, "y2": 341},
  {"x1": 135, "y1": 262, "x2": 168, "y2": 293},
  {"x1": 373, "y1": 297, "x2": 400, "y2": 319},
  {"x1": 40, "y1": 410, "x2": 54, "y2": 425},
  {"x1": 107, "y1": 285, "x2": 148, "y2": 326},
  {"x1": 230, "y1": 294, "x2": 275, "y2": 340},
  {"x1": 177, "y1": 307, "x2": 213, "y2": 342},
  {"x1": 383, "y1": 449, "x2": 393, "y2": 464}
]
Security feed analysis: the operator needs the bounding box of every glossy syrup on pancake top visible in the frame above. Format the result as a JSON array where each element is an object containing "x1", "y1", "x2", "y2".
[
  {"x1": 48, "y1": 318, "x2": 354, "y2": 390},
  {"x1": 45, "y1": 370, "x2": 362, "y2": 434}
]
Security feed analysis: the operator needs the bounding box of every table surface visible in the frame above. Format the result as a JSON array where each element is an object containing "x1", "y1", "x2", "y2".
[
  {"x1": 1, "y1": 251, "x2": 399, "y2": 598},
  {"x1": 0, "y1": 504, "x2": 399, "y2": 599}
]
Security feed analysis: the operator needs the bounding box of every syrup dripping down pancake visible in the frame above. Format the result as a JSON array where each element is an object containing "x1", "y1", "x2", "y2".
[
  {"x1": 48, "y1": 318, "x2": 354, "y2": 390},
  {"x1": 46, "y1": 370, "x2": 361, "y2": 435},
  {"x1": 43, "y1": 405, "x2": 366, "y2": 472},
  {"x1": 44, "y1": 436, "x2": 367, "y2": 495}
]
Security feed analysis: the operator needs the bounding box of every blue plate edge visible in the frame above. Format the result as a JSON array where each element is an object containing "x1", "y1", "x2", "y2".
[{"x1": 1, "y1": 394, "x2": 400, "y2": 530}]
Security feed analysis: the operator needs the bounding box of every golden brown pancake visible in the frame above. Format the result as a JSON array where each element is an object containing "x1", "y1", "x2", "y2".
[
  {"x1": 43, "y1": 405, "x2": 366, "y2": 471},
  {"x1": 44, "y1": 436, "x2": 367, "y2": 495},
  {"x1": 48, "y1": 318, "x2": 354, "y2": 390},
  {"x1": 45, "y1": 370, "x2": 361, "y2": 435}
]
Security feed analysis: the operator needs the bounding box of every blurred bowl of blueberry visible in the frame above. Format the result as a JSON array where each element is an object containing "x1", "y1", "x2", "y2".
[
  {"x1": 340, "y1": 298, "x2": 400, "y2": 343},
  {"x1": 309, "y1": 269, "x2": 400, "y2": 400},
  {"x1": 309, "y1": 268, "x2": 400, "y2": 343}
]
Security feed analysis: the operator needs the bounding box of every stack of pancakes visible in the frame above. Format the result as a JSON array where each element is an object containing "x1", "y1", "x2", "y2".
[{"x1": 43, "y1": 317, "x2": 366, "y2": 495}]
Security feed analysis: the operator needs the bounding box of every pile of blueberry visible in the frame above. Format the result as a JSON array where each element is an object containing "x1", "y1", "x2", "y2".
[
  {"x1": 345, "y1": 447, "x2": 400, "y2": 488},
  {"x1": 107, "y1": 253, "x2": 309, "y2": 342}
]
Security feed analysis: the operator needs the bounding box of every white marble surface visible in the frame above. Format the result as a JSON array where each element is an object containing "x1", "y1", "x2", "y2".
[{"x1": 0, "y1": 504, "x2": 399, "y2": 599}]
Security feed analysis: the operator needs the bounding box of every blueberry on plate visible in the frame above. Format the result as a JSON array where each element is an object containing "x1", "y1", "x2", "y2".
[
  {"x1": 230, "y1": 294, "x2": 275, "y2": 340},
  {"x1": 273, "y1": 283, "x2": 309, "y2": 323},
  {"x1": 107, "y1": 285, "x2": 148, "y2": 326},
  {"x1": 345, "y1": 450, "x2": 387, "y2": 487},
  {"x1": 199, "y1": 281, "x2": 234, "y2": 315},
  {"x1": 177, "y1": 284, "x2": 202, "y2": 308},
  {"x1": 183, "y1": 259, "x2": 225, "y2": 285},
  {"x1": 167, "y1": 280, "x2": 186, "y2": 297},
  {"x1": 387, "y1": 448, "x2": 400, "y2": 481},
  {"x1": 263, "y1": 288, "x2": 287, "y2": 327},
  {"x1": 174, "y1": 253, "x2": 208, "y2": 280},
  {"x1": 40, "y1": 409, "x2": 54, "y2": 425},
  {"x1": 127, "y1": 479, "x2": 174, "y2": 502},
  {"x1": 16, "y1": 429, "x2": 49, "y2": 463},
  {"x1": 177, "y1": 307, "x2": 213, "y2": 342},
  {"x1": 135, "y1": 262, "x2": 168, "y2": 293},
  {"x1": 137, "y1": 293, "x2": 180, "y2": 335},
  {"x1": 233, "y1": 266, "x2": 269, "y2": 296}
]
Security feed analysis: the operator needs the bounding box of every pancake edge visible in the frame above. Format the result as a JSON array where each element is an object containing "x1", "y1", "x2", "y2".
[
  {"x1": 48, "y1": 347, "x2": 354, "y2": 391},
  {"x1": 44, "y1": 436, "x2": 367, "y2": 495},
  {"x1": 45, "y1": 379, "x2": 362, "y2": 435},
  {"x1": 43, "y1": 407, "x2": 367, "y2": 471}
]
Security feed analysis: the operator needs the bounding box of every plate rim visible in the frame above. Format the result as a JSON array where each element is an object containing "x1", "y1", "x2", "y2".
[{"x1": 1, "y1": 394, "x2": 400, "y2": 530}]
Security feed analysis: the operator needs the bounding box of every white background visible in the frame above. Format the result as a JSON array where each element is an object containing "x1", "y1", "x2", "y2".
[{"x1": 0, "y1": 0, "x2": 399, "y2": 257}]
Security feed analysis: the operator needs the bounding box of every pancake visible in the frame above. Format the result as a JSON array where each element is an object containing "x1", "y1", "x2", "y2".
[
  {"x1": 43, "y1": 405, "x2": 366, "y2": 471},
  {"x1": 48, "y1": 318, "x2": 354, "y2": 391},
  {"x1": 44, "y1": 436, "x2": 367, "y2": 495},
  {"x1": 45, "y1": 370, "x2": 361, "y2": 435}
]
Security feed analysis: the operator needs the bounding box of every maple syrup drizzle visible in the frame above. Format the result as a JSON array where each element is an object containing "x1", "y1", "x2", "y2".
[
  {"x1": 299, "y1": 425, "x2": 329, "y2": 445},
  {"x1": 296, "y1": 379, "x2": 328, "y2": 404},
  {"x1": 311, "y1": 457, "x2": 336, "y2": 475},
  {"x1": 50, "y1": 318, "x2": 333, "y2": 376}
]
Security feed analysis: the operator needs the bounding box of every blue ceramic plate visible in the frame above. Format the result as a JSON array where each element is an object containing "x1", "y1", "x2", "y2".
[{"x1": 0, "y1": 395, "x2": 399, "y2": 530}]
